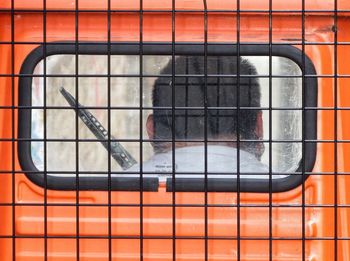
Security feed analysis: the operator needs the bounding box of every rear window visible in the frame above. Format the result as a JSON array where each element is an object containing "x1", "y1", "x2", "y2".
[{"x1": 18, "y1": 43, "x2": 317, "y2": 192}]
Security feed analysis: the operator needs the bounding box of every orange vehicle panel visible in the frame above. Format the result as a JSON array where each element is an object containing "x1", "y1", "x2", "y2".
[{"x1": 0, "y1": 0, "x2": 350, "y2": 260}]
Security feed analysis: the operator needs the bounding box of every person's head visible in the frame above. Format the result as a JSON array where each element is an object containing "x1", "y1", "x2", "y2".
[{"x1": 146, "y1": 55, "x2": 264, "y2": 158}]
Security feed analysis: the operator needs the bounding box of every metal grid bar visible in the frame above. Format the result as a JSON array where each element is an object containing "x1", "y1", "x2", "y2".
[
  {"x1": 2, "y1": 235, "x2": 350, "y2": 240},
  {"x1": 0, "y1": 73, "x2": 348, "y2": 77},
  {"x1": 138, "y1": 0, "x2": 144, "y2": 259},
  {"x1": 236, "y1": 1, "x2": 241, "y2": 260},
  {"x1": 171, "y1": 0, "x2": 176, "y2": 260},
  {"x1": 107, "y1": 0, "x2": 112, "y2": 260},
  {"x1": 268, "y1": 0, "x2": 273, "y2": 259},
  {"x1": 203, "y1": 1, "x2": 209, "y2": 260},
  {"x1": 10, "y1": 0, "x2": 16, "y2": 259},
  {"x1": 334, "y1": 0, "x2": 339, "y2": 260},
  {"x1": 0, "y1": 0, "x2": 347, "y2": 260},
  {"x1": 3, "y1": 41, "x2": 350, "y2": 45},
  {"x1": 301, "y1": 0, "x2": 306, "y2": 259},
  {"x1": 74, "y1": 0, "x2": 80, "y2": 258},
  {"x1": 2, "y1": 9, "x2": 350, "y2": 13},
  {"x1": 42, "y1": 0, "x2": 48, "y2": 259},
  {"x1": 5, "y1": 202, "x2": 350, "y2": 207},
  {"x1": 3, "y1": 42, "x2": 350, "y2": 46}
]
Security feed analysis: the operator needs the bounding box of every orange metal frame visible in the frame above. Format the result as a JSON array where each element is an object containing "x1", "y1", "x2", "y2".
[{"x1": 0, "y1": 0, "x2": 350, "y2": 260}]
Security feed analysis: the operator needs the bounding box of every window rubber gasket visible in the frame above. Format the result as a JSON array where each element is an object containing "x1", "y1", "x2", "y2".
[{"x1": 18, "y1": 42, "x2": 317, "y2": 192}]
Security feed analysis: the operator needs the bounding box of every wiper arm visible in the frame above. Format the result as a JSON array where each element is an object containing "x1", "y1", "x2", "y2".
[{"x1": 59, "y1": 87, "x2": 138, "y2": 170}]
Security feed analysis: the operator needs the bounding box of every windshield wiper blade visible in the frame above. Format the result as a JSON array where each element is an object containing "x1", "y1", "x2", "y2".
[{"x1": 59, "y1": 87, "x2": 138, "y2": 170}]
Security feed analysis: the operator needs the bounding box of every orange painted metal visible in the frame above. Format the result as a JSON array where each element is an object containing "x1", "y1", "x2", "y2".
[{"x1": 0, "y1": 0, "x2": 349, "y2": 260}]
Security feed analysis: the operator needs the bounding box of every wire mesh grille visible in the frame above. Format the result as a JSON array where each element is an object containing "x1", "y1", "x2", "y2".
[{"x1": 0, "y1": 0, "x2": 347, "y2": 260}]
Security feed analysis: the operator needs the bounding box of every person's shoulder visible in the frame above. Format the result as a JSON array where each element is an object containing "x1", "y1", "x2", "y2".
[
  {"x1": 126, "y1": 151, "x2": 173, "y2": 173},
  {"x1": 239, "y1": 150, "x2": 269, "y2": 173}
]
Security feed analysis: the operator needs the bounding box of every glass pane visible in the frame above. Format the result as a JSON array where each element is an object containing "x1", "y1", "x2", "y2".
[{"x1": 31, "y1": 54, "x2": 302, "y2": 179}]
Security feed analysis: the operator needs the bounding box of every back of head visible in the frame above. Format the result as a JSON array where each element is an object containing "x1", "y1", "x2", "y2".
[{"x1": 152, "y1": 55, "x2": 261, "y2": 151}]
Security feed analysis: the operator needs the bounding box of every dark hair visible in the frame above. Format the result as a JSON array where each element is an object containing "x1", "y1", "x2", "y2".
[{"x1": 152, "y1": 56, "x2": 261, "y2": 151}]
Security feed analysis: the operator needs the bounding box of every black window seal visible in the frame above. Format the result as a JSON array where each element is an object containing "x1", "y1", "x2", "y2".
[{"x1": 18, "y1": 42, "x2": 317, "y2": 193}]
